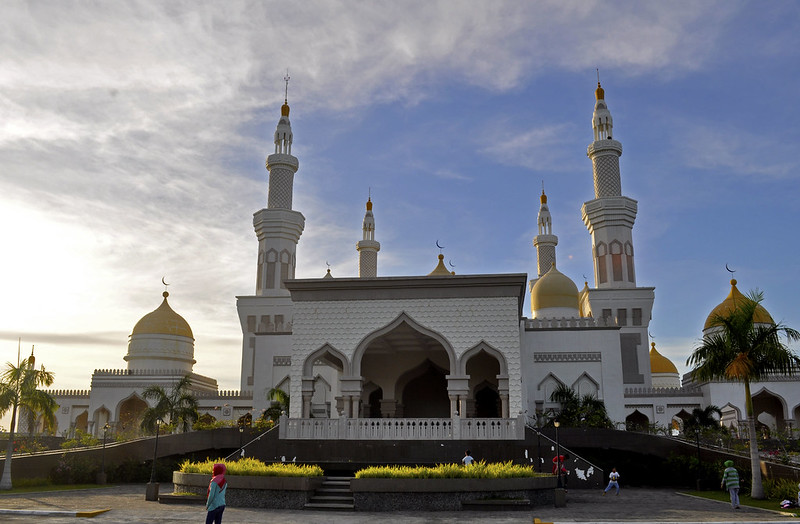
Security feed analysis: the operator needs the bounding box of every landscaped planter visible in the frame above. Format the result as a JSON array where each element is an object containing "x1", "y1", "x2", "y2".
[
  {"x1": 172, "y1": 472, "x2": 323, "y2": 509},
  {"x1": 350, "y1": 476, "x2": 556, "y2": 511}
]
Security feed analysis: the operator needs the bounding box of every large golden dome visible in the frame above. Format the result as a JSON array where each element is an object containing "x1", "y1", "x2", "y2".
[
  {"x1": 649, "y1": 342, "x2": 678, "y2": 374},
  {"x1": 131, "y1": 291, "x2": 194, "y2": 339},
  {"x1": 703, "y1": 279, "x2": 773, "y2": 330},
  {"x1": 531, "y1": 263, "x2": 579, "y2": 311}
]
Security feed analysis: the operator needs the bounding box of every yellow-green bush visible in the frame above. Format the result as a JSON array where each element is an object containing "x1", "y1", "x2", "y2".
[
  {"x1": 179, "y1": 457, "x2": 323, "y2": 477},
  {"x1": 354, "y1": 461, "x2": 544, "y2": 479}
]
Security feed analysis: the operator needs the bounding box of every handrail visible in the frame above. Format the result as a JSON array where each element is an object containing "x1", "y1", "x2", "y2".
[
  {"x1": 525, "y1": 422, "x2": 604, "y2": 478},
  {"x1": 224, "y1": 423, "x2": 281, "y2": 461}
]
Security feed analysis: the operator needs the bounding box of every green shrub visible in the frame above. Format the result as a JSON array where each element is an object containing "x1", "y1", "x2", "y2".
[
  {"x1": 764, "y1": 478, "x2": 799, "y2": 501},
  {"x1": 12, "y1": 477, "x2": 51, "y2": 488},
  {"x1": 354, "y1": 461, "x2": 544, "y2": 479},
  {"x1": 179, "y1": 458, "x2": 323, "y2": 477},
  {"x1": 50, "y1": 453, "x2": 98, "y2": 484},
  {"x1": 60, "y1": 430, "x2": 99, "y2": 449}
]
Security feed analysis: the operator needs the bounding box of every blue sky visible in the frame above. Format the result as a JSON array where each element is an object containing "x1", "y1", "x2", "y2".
[{"x1": 1, "y1": 2, "x2": 799, "y2": 421}]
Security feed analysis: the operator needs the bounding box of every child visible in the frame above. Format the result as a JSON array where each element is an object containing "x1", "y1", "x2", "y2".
[
  {"x1": 603, "y1": 467, "x2": 620, "y2": 496},
  {"x1": 206, "y1": 463, "x2": 227, "y2": 524},
  {"x1": 720, "y1": 460, "x2": 740, "y2": 509},
  {"x1": 462, "y1": 449, "x2": 474, "y2": 465}
]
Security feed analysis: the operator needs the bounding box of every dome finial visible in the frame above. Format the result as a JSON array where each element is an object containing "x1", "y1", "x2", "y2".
[
  {"x1": 366, "y1": 187, "x2": 372, "y2": 211},
  {"x1": 281, "y1": 70, "x2": 291, "y2": 116},
  {"x1": 541, "y1": 181, "x2": 547, "y2": 204},
  {"x1": 595, "y1": 68, "x2": 605, "y2": 100}
]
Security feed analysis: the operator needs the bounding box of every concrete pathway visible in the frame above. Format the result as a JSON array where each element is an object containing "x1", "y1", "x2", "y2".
[{"x1": 0, "y1": 484, "x2": 795, "y2": 523}]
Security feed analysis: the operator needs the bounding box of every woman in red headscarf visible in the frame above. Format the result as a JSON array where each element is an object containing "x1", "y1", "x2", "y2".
[{"x1": 206, "y1": 463, "x2": 227, "y2": 524}]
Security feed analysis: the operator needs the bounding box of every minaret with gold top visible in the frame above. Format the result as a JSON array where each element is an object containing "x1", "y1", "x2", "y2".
[
  {"x1": 533, "y1": 188, "x2": 557, "y2": 278},
  {"x1": 253, "y1": 74, "x2": 305, "y2": 295},
  {"x1": 581, "y1": 80, "x2": 639, "y2": 289},
  {"x1": 356, "y1": 196, "x2": 380, "y2": 277}
]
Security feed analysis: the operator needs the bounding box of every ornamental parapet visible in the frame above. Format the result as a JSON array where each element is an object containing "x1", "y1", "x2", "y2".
[
  {"x1": 92, "y1": 368, "x2": 190, "y2": 376},
  {"x1": 266, "y1": 153, "x2": 299, "y2": 171},
  {"x1": 195, "y1": 390, "x2": 253, "y2": 400},
  {"x1": 46, "y1": 389, "x2": 90, "y2": 397},
  {"x1": 587, "y1": 139, "x2": 622, "y2": 157},
  {"x1": 523, "y1": 316, "x2": 617, "y2": 330},
  {"x1": 624, "y1": 386, "x2": 702, "y2": 398}
]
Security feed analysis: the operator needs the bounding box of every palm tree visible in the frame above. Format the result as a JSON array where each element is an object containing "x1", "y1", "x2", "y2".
[
  {"x1": 549, "y1": 384, "x2": 613, "y2": 429},
  {"x1": 683, "y1": 405, "x2": 722, "y2": 435},
  {"x1": 265, "y1": 387, "x2": 289, "y2": 422},
  {"x1": 0, "y1": 348, "x2": 57, "y2": 490},
  {"x1": 687, "y1": 289, "x2": 800, "y2": 499},
  {"x1": 141, "y1": 376, "x2": 198, "y2": 433}
]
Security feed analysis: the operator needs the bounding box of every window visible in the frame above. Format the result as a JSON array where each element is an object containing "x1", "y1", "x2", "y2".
[
  {"x1": 617, "y1": 309, "x2": 627, "y2": 326},
  {"x1": 632, "y1": 308, "x2": 643, "y2": 326}
]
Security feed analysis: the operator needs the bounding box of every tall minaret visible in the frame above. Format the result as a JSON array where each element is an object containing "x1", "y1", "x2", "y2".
[
  {"x1": 356, "y1": 197, "x2": 380, "y2": 277},
  {"x1": 533, "y1": 188, "x2": 557, "y2": 277},
  {"x1": 581, "y1": 81, "x2": 638, "y2": 289},
  {"x1": 253, "y1": 74, "x2": 305, "y2": 295}
]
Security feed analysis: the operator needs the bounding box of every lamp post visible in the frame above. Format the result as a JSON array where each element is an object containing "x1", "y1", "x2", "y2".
[
  {"x1": 97, "y1": 423, "x2": 109, "y2": 484},
  {"x1": 694, "y1": 426, "x2": 701, "y2": 491},
  {"x1": 239, "y1": 425, "x2": 245, "y2": 457},
  {"x1": 145, "y1": 419, "x2": 162, "y2": 501},
  {"x1": 554, "y1": 420, "x2": 562, "y2": 488}
]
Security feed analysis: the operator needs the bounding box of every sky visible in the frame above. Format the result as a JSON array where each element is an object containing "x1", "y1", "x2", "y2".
[{"x1": 1, "y1": 1, "x2": 799, "y2": 423}]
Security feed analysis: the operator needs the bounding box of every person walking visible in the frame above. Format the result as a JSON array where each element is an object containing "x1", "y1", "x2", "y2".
[
  {"x1": 206, "y1": 463, "x2": 228, "y2": 524},
  {"x1": 603, "y1": 467, "x2": 620, "y2": 496},
  {"x1": 720, "y1": 460, "x2": 740, "y2": 509},
  {"x1": 462, "y1": 450, "x2": 474, "y2": 465}
]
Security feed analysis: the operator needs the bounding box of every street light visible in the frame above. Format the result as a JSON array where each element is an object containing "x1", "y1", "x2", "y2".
[
  {"x1": 694, "y1": 426, "x2": 701, "y2": 491},
  {"x1": 98, "y1": 423, "x2": 109, "y2": 484},
  {"x1": 554, "y1": 420, "x2": 562, "y2": 489},
  {"x1": 145, "y1": 418, "x2": 162, "y2": 501},
  {"x1": 239, "y1": 425, "x2": 245, "y2": 458}
]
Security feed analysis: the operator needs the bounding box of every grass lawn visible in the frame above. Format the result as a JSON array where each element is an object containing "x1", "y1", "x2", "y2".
[
  {"x1": 0, "y1": 484, "x2": 108, "y2": 495},
  {"x1": 684, "y1": 490, "x2": 800, "y2": 517}
]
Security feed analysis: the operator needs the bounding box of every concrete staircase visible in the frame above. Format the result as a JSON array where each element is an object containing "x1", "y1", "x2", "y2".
[{"x1": 304, "y1": 475, "x2": 354, "y2": 511}]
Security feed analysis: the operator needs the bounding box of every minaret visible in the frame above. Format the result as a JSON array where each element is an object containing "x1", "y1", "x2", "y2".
[
  {"x1": 533, "y1": 189, "x2": 557, "y2": 277},
  {"x1": 356, "y1": 197, "x2": 380, "y2": 277},
  {"x1": 581, "y1": 81, "x2": 638, "y2": 289},
  {"x1": 253, "y1": 74, "x2": 305, "y2": 295}
]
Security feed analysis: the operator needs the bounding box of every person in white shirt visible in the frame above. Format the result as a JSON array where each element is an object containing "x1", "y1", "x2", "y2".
[
  {"x1": 603, "y1": 467, "x2": 620, "y2": 496},
  {"x1": 462, "y1": 450, "x2": 474, "y2": 465}
]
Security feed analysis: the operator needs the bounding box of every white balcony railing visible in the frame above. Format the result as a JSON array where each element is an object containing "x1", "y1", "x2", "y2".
[{"x1": 279, "y1": 415, "x2": 525, "y2": 440}]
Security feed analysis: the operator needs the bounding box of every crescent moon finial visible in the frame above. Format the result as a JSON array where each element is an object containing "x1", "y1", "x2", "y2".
[
  {"x1": 725, "y1": 263, "x2": 735, "y2": 274},
  {"x1": 325, "y1": 261, "x2": 330, "y2": 269},
  {"x1": 448, "y1": 260, "x2": 455, "y2": 268},
  {"x1": 161, "y1": 276, "x2": 169, "y2": 287},
  {"x1": 436, "y1": 239, "x2": 444, "y2": 251}
]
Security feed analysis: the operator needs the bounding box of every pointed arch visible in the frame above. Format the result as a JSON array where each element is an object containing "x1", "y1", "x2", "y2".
[
  {"x1": 537, "y1": 373, "x2": 565, "y2": 395},
  {"x1": 571, "y1": 372, "x2": 599, "y2": 398},
  {"x1": 395, "y1": 358, "x2": 449, "y2": 418},
  {"x1": 117, "y1": 393, "x2": 148, "y2": 436},
  {"x1": 751, "y1": 387, "x2": 787, "y2": 431},
  {"x1": 459, "y1": 341, "x2": 508, "y2": 375},
  {"x1": 303, "y1": 343, "x2": 350, "y2": 377},
  {"x1": 352, "y1": 312, "x2": 456, "y2": 376}
]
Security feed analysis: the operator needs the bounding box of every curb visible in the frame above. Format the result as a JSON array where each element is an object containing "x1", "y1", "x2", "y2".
[{"x1": 0, "y1": 508, "x2": 110, "y2": 518}]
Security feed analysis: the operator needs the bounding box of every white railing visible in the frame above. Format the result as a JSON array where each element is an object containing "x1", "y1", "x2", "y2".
[{"x1": 279, "y1": 415, "x2": 525, "y2": 440}]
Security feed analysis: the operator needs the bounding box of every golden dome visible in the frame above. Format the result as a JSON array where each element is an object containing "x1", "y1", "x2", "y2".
[
  {"x1": 649, "y1": 342, "x2": 678, "y2": 374},
  {"x1": 540, "y1": 190, "x2": 547, "y2": 204},
  {"x1": 131, "y1": 292, "x2": 193, "y2": 339},
  {"x1": 281, "y1": 102, "x2": 290, "y2": 117},
  {"x1": 595, "y1": 82, "x2": 605, "y2": 100},
  {"x1": 428, "y1": 254, "x2": 454, "y2": 276},
  {"x1": 703, "y1": 279, "x2": 773, "y2": 330},
  {"x1": 531, "y1": 263, "x2": 579, "y2": 311},
  {"x1": 366, "y1": 197, "x2": 373, "y2": 211}
]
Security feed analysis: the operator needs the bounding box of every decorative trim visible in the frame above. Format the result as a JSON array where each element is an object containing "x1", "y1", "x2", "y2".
[
  {"x1": 274, "y1": 356, "x2": 291, "y2": 366},
  {"x1": 534, "y1": 352, "x2": 601, "y2": 363}
]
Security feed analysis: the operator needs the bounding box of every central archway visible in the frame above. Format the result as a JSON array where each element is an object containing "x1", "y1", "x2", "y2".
[{"x1": 356, "y1": 314, "x2": 454, "y2": 418}]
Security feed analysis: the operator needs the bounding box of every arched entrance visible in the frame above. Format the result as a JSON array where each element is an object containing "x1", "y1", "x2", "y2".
[
  {"x1": 626, "y1": 410, "x2": 649, "y2": 432},
  {"x1": 301, "y1": 345, "x2": 348, "y2": 418},
  {"x1": 73, "y1": 411, "x2": 88, "y2": 435},
  {"x1": 753, "y1": 389, "x2": 786, "y2": 433},
  {"x1": 358, "y1": 317, "x2": 454, "y2": 418},
  {"x1": 118, "y1": 395, "x2": 148, "y2": 438},
  {"x1": 474, "y1": 382, "x2": 500, "y2": 418},
  {"x1": 464, "y1": 348, "x2": 502, "y2": 418}
]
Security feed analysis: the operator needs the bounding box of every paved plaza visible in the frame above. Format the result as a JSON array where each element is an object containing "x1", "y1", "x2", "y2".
[{"x1": 0, "y1": 484, "x2": 796, "y2": 523}]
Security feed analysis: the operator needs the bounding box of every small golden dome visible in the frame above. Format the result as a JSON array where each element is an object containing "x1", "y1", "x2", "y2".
[
  {"x1": 531, "y1": 263, "x2": 579, "y2": 311},
  {"x1": 595, "y1": 82, "x2": 605, "y2": 100},
  {"x1": 649, "y1": 342, "x2": 678, "y2": 374},
  {"x1": 540, "y1": 190, "x2": 547, "y2": 204},
  {"x1": 131, "y1": 292, "x2": 193, "y2": 339},
  {"x1": 703, "y1": 279, "x2": 773, "y2": 330},
  {"x1": 281, "y1": 102, "x2": 290, "y2": 117},
  {"x1": 323, "y1": 268, "x2": 333, "y2": 279},
  {"x1": 366, "y1": 197, "x2": 372, "y2": 211},
  {"x1": 427, "y1": 254, "x2": 452, "y2": 276}
]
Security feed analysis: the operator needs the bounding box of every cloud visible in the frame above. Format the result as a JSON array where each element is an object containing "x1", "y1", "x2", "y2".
[{"x1": 480, "y1": 122, "x2": 582, "y2": 172}]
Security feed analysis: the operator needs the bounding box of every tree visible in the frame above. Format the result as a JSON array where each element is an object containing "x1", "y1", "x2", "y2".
[
  {"x1": 549, "y1": 384, "x2": 613, "y2": 429},
  {"x1": 141, "y1": 376, "x2": 198, "y2": 433},
  {"x1": 683, "y1": 405, "x2": 722, "y2": 435},
  {"x1": 265, "y1": 387, "x2": 289, "y2": 423},
  {"x1": 0, "y1": 349, "x2": 57, "y2": 490},
  {"x1": 687, "y1": 289, "x2": 800, "y2": 499}
]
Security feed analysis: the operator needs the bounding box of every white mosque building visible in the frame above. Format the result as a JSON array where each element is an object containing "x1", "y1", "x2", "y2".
[{"x1": 47, "y1": 83, "x2": 799, "y2": 440}]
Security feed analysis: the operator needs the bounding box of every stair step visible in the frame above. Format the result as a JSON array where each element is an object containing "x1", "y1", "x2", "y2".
[
  {"x1": 316, "y1": 488, "x2": 352, "y2": 494},
  {"x1": 304, "y1": 502, "x2": 355, "y2": 511},
  {"x1": 311, "y1": 495, "x2": 354, "y2": 503}
]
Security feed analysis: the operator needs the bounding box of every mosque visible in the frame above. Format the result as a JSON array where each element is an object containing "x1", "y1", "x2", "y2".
[{"x1": 46, "y1": 83, "x2": 800, "y2": 441}]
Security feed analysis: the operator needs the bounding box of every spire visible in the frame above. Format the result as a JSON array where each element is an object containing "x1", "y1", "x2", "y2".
[
  {"x1": 273, "y1": 73, "x2": 294, "y2": 157},
  {"x1": 356, "y1": 194, "x2": 380, "y2": 277},
  {"x1": 533, "y1": 185, "x2": 558, "y2": 278}
]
